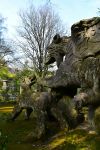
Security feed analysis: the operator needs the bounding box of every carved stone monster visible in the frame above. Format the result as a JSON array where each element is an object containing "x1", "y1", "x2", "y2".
[
  {"x1": 45, "y1": 34, "x2": 70, "y2": 68},
  {"x1": 46, "y1": 17, "x2": 100, "y2": 129},
  {"x1": 46, "y1": 17, "x2": 100, "y2": 90},
  {"x1": 46, "y1": 17, "x2": 100, "y2": 89}
]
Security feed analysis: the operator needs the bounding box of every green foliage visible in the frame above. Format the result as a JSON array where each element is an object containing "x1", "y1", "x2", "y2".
[
  {"x1": 15, "y1": 69, "x2": 34, "y2": 81},
  {"x1": 0, "y1": 66, "x2": 15, "y2": 101},
  {"x1": 0, "y1": 67, "x2": 15, "y2": 79}
]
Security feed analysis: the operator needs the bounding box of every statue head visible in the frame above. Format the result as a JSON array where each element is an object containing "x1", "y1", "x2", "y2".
[{"x1": 45, "y1": 34, "x2": 70, "y2": 67}]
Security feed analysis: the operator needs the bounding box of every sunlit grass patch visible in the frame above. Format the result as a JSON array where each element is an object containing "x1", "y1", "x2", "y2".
[
  {"x1": 0, "y1": 106, "x2": 13, "y2": 110},
  {"x1": 0, "y1": 109, "x2": 13, "y2": 112},
  {"x1": 0, "y1": 106, "x2": 13, "y2": 112},
  {"x1": 49, "y1": 136, "x2": 66, "y2": 149},
  {"x1": 47, "y1": 130, "x2": 86, "y2": 150},
  {"x1": 46, "y1": 128, "x2": 100, "y2": 150}
]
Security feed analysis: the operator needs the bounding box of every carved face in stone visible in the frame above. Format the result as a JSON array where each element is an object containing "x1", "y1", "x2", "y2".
[
  {"x1": 45, "y1": 34, "x2": 70, "y2": 68},
  {"x1": 71, "y1": 17, "x2": 100, "y2": 58}
]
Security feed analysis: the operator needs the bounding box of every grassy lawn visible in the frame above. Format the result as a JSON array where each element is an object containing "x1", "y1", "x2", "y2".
[{"x1": 0, "y1": 104, "x2": 100, "y2": 150}]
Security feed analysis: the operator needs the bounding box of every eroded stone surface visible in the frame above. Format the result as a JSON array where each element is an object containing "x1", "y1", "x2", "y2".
[{"x1": 71, "y1": 17, "x2": 100, "y2": 59}]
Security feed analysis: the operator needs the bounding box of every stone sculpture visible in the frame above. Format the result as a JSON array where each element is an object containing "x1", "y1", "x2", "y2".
[{"x1": 46, "y1": 17, "x2": 100, "y2": 129}]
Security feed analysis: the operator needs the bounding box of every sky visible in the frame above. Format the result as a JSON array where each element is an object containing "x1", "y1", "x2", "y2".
[{"x1": 0, "y1": 0, "x2": 100, "y2": 38}]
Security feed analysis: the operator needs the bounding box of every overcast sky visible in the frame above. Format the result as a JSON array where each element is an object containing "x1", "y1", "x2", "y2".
[{"x1": 0, "y1": 0, "x2": 100, "y2": 38}]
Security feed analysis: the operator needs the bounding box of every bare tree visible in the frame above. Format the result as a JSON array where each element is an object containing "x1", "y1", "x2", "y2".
[{"x1": 17, "y1": 4, "x2": 66, "y2": 76}]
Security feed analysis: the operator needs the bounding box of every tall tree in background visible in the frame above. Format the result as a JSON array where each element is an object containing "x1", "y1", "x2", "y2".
[
  {"x1": 0, "y1": 15, "x2": 13, "y2": 68},
  {"x1": 17, "y1": 4, "x2": 66, "y2": 77}
]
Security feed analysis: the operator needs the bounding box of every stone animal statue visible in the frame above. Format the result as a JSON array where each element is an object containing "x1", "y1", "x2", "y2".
[
  {"x1": 11, "y1": 76, "x2": 37, "y2": 120},
  {"x1": 11, "y1": 75, "x2": 49, "y2": 121},
  {"x1": 45, "y1": 34, "x2": 70, "y2": 68},
  {"x1": 46, "y1": 17, "x2": 100, "y2": 128},
  {"x1": 10, "y1": 77, "x2": 84, "y2": 139}
]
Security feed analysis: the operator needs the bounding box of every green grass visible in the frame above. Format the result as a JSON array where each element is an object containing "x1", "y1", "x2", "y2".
[{"x1": 0, "y1": 105, "x2": 100, "y2": 150}]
